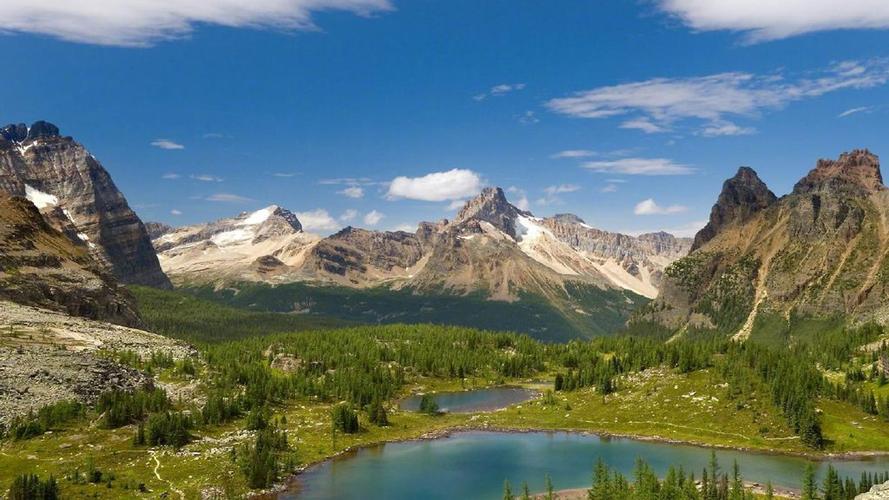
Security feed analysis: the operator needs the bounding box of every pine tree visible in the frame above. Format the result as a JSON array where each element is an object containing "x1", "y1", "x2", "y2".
[
  {"x1": 545, "y1": 473, "x2": 554, "y2": 500},
  {"x1": 503, "y1": 480, "x2": 513, "y2": 500},
  {"x1": 802, "y1": 464, "x2": 817, "y2": 500}
]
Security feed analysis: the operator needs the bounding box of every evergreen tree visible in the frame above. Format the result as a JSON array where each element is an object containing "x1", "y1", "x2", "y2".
[{"x1": 802, "y1": 464, "x2": 817, "y2": 500}]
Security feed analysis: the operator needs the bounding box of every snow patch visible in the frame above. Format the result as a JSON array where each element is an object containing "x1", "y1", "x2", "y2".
[
  {"x1": 25, "y1": 184, "x2": 58, "y2": 209},
  {"x1": 76, "y1": 232, "x2": 89, "y2": 241},
  {"x1": 211, "y1": 228, "x2": 254, "y2": 246},
  {"x1": 514, "y1": 215, "x2": 545, "y2": 244},
  {"x1": 239, "y1": 206, "x2": 276, "y2": 226}
]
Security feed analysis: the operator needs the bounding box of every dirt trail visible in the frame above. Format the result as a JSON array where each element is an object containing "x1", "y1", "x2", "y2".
[{"x1": 151, "y1": 451, "x2": 185, "y2": 499}]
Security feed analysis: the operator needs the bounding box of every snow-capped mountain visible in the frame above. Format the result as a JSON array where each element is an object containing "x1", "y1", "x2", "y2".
[
  {"x1": 152, "y1": 187, "x2": 690, "y2": 299},
  {"x1": 154, "y1": 205, "x2": 320, "y2": 284}
]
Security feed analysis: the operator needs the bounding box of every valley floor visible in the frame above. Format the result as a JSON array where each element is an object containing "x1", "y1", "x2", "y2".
[{"x1": 2, "y1": 368, "x2": 887, "y2": 498}]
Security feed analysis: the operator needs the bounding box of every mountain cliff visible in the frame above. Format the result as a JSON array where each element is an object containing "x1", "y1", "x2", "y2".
[
  {"x1": 0, "y1": 195, "x2": 141, "y2": 326},
  {"x1": 0, "y1": 121, "x2": 170, "y2": 288},
  {"x1": 645, "y1": 149, "x2": 889, "y2": 339}
]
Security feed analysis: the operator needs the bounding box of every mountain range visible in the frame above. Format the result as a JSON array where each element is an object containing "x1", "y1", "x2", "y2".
[{"x1": 5, "y1": 120, "x2": 889, "y2": 342}]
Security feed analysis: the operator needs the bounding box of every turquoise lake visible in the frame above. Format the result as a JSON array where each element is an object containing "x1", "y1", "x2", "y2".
[
  {"x1": 398, "y1": 387, "x2": 537, "y2": 413},
  {"x1": 284, "y1": 431, "x2": 889, "y2": 499}
]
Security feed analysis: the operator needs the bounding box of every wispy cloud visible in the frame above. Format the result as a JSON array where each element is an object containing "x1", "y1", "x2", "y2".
[
  {"x1": 387, "y1": 169, "x2": 483, "y2": 202},
  {"x1": 473, "y1": 82, "x2": 526, "y2": 101},
  {"x1": 506, "y1": 186, "x2": 530, "y2": 211},
  {"x1": 656, "y1": 0, "x2": 889, "y2": 42},
  {"x1": 0, "y1": 0, "x2": 394, "y2": 47},
  {"x1": 517, "y1": 110, "x2": 539, "y2": 125},
  {"x1": 363, "y1": 210, "x2": 384, "y2": 226},
  {"x1": 634, "y1": 198, "x2": 688, "y2": 215},
  {"x1": 202, "y1": 132, "x2": 226, "y2": 139},
  {"x1": 272, "y1": 172, "x2": 297, "y2": 178},
  {"x1": 551, "y1": 150, "x2": 598, "y2": 159},
  {"x1": 583, "y1": 158, "x2": 694, "y2": 176},
  {"x1": 170, "y1": 209, "x2": 182, "y2": 216},
  {"x1": 161, "y1": 173, "x2": 181, "y2": 180},
  {"x1": 337, "y1": 186, "x2": 364, "y2": 199},
  {"x1": 600, "y1": 184, "x2": 619, "y2": 193},
  {"x1": 547, "y1": 60, "x2": 889, "y2": 135},
  {"x1": 538, "y1": 184, "x2": 581, "y2": 205},
  {"x1": 191, "y1": 174, "x2": 224, "y2": 182},
  {"x1": 446, "y1": 199, "x2": 467, "y2": 211},
  {"x1": 319, "y1": 177, "x2": 378, "y2": 186},
  {"x1": 151, "y1": 139, "x2": 185, "y2": 150},
  {"x1": 340, "y1": 209, "x2": 358, "y2": 222},
  {"x1": 838, "y1": 106, "x2": 871, "y2": 118},
  {"x1": 206, "y1": 193, "x2": 252, "y2": 203}
]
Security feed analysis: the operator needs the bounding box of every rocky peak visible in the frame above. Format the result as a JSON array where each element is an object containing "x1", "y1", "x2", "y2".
[
  {"x1": 455, "y1": 187, "x2": 529, "y2": 239},
  {"x1": 550, "y1": 213, "x2": 587, "y2": 225},
  {"x1": 144, "y1": 222, "x2": 175, "y2": 240},
  {"x1": 0, "y1": 121, "x2": 171, "y2": 288},
  {"x1": 792, "y1": 149, "x2": 883, "y2": 196},
  {"x1": 692, "y1": 166, "x2": 777, "y2": 251},
  {"x1": 0, "y1": 121, "x2": 61, "y2": 143}
]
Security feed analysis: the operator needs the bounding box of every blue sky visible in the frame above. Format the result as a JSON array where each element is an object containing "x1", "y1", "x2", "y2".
[{"x1": 3, "y1": 0, "x2": 889, "y2": 236}]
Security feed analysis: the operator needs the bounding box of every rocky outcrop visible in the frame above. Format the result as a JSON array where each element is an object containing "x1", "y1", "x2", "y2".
[
  {"x1": 858, "y1": 481, "x2": 889, "y2": 499},
  {"x1": 0, "y1": 300, "x2": 194, "y2": 425},
  {"x1": 647, "y1": 149, "x2": 889, "y2": 336},
  {"x1": 0, "y1": 121, "x2": 170, "y2": 288},
  {"x1": 145, "y1": 221, "x2": 174, "y2": 240},
  {"x1": 0, "y1": 195, "x2": 141, "y2": 326},
  {"x1": 692, "y1": 166, "x2": 776, "y2": 251}
]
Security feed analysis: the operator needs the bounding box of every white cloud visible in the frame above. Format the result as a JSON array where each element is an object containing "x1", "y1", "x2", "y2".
[
  {"x1": 296, "y1": 209, "x2": 340, "y2": 232},
  {"x1": 506, "y1": 186, "x2": 530, "y2": 211},
  {"x1": 340, "y1": 209, "x2": 358, "y2": 222},
  {"x1": 170, "y1": 209, "x2": 182, "y2": 216},
  {"x1": 539, "y1": 184, "x2": 581, "y2": 205},
  {"x1": 838, "y1": 106, "x2": 871, "y2": 118},
  {"x1": 698, "y1": 120, "x2": 756, "y2": 137},
  {"x1": 657, "y1": 0, "x2": 889, "y2": 42},
  {"x1": 446, "y1": 200, "x2": 466, "y2": 211},
  {"x1": 0, "y1": 0, "x2": 394, "y2": 47},
  {"x1": 517, "y1": 110, "x2": 539, "y2": 125},
  {"x1": 600, "y1": 184, "x2": 618, "y2": 193},
  {"x1": 162, "y1": 173, "x2": 181, "y2": 180},
  {"x1": 583, "y1": 158, "x2": 694, "y2": 176},
  {"x1": 191, "y1": 174, "x2": 224, "y2": 182},
  {"x1": 387, "y1": 169, "x2": 483, "y2": 202},
  {"x1": 337, "y1": 186, "x2": 364, "y2": 198},
  {"x1": 363, "y1": 210, "x2": 384, "y2": 226},
  {"x1": 319, "y1": 177, "x2": 377, "y2": 186},
  {"x1": 206, "y1": 193, "x2": 252, "y2": 203},
  {"x1": 474, "y1": 82, "x2": 526, "y2": 101},
  {"x1": 551, "y1": 150, "x2": 597, "y2": 159},
  {"x1": 620, "y1": 118, "x2": 667, "y2": 134},
  {"x1": 547, "y1": 60, "x2": 889, "y2": 135},
  {"x1": 272, "y1": 172, "x2": 297, "y2": 177},
  {"x1": 151, "y1": 139, "x2": 184, "y2": 150},
  {"x1": 634, "y1": 198, "x2": 688, "y2": 215}
]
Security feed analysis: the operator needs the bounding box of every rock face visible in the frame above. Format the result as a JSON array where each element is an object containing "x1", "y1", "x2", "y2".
[
  {"x1": 646, "y1": 149, "x2": 889, "y2": 338},
  {"x1": 0, "y1": 195, "x2": 141, "y2": 326},
  {"x1": 0, "y1": 121, "x2": 170, "y2": 288},
  {"x1": 540, "y1": 216, "x2": 692, "y2": 298},
  {"x1": 453, "y1": 187, "x2": 530, "y2": 239},
  {"x1": 692, "y1": 166, "x2": 777, "y2": 251},
  {"x1": 303, "y1": 226, "x2": 424, "y2": 285}
]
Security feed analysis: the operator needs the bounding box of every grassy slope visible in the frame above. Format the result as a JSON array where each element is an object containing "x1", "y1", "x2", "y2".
[
  {"x1": 130, "y1": 286, "x2": 351, "y2": 343},
  {"x1": 178, "y1": 281, "x2": 642, "y2": 342}
]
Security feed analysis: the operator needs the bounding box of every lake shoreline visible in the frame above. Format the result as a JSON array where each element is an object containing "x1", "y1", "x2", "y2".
[{"x1": 269, "y1": 423, "x2": 889, "y2": 498}]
